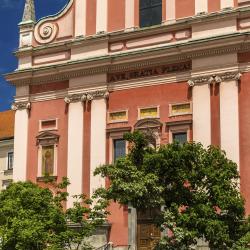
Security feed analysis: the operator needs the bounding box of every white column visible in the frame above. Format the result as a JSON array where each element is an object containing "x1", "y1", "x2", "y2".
[
  {"x1": 13, "y1": 107, "x2": 29, "y2": 181},
  {"x1": 193, "y1": 84, "x2": 211, "y2": 148},
  {"x1": 165, "y1": 0, "x2": 176, "y2": 22},
  {"x1": 75, "y1": 0, "x2": 87, "y2": 37},
  {"x1": 195, "y1": 0, "x2": 208, "y2": 14},
  {"x1": 125, "y1": 0, "x2": 135, "y2": 30},
  {"x1": 90, "y1": 98, "x2": 106, "y2": 196},
  {"x1": 220, "y1": 80, "x2": 239, "y2": 167},
  {"x1": 221, "y1": 0, "x2": 234, "y2": 9},
  {"x1": 67, "y1": 101, "x2": 84, "y2": 208},
  {"x1": 96, "y1": 0, "x2": 108, "y2": 33}
]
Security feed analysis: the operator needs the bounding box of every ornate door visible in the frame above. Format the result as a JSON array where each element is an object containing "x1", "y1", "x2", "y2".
[{"x1": 137, "y1": 209, "x2": 161, "y2": 250}]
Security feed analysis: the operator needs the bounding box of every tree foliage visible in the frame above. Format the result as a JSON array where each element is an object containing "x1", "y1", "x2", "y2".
[
  {"x1": 0, "y1": 178, "x2": 108, "y2": 250},
  {"x1": 95, "y1": 131, "x2": 250, "y2": 249}
]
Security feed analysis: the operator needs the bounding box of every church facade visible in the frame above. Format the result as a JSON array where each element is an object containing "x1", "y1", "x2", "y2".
[{"x1": 5, "y1": 0, "x2": 250, "y2": 249}]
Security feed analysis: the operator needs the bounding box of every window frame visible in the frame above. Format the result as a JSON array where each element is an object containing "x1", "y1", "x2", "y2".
[
  {"x1": 169, "y1": 102, "x2": 193, "y2": 117},
  {"x1": 6, "y1": 151, "x2": 14, "y2": 171},
  {"x1": 139, "y1": 0, "x2": 163, "y2": 28},
  {"x1": 39, "y1": 118, "x2": 58, "y2": 132},
  {"x1": 167, "y1": 122, "x2": 192, "y2": 143},
  {"x1": 108, "y1": 110, "x2": 129, "y2": 124},
  {"x1": 138, "y1": 106, "x2": 160, "y2": 120}
]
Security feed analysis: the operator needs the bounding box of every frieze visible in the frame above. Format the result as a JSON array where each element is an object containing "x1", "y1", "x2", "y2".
[
  {"x1": 108, "y1": 61, "x2": 192, "y2": 83},
  {"x1": 11, "y1": 102, "x2": 31, "y2": 111}
]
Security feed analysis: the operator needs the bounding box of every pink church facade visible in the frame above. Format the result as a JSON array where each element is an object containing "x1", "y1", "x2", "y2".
[{"x1": 5, "y1": 0, "x2": 250, "y2": 248}]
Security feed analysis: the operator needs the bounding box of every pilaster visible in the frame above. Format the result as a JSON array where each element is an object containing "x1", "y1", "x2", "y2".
[
  {"x1": 65, "y1": 94, "x2": 84, "y2": 208},
  {"x1": 11, "y1": 101, "x2": 30, "y2": 182}
]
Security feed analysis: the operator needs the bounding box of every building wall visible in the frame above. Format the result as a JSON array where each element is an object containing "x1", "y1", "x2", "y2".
[{"x1": 0, "y1": 139, "x2": 14, "y2": 190}]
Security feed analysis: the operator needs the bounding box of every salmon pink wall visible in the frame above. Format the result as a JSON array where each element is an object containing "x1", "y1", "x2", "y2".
[
  {"x1": 83, "y1": 103, "x2": 91, "y2": 197},
  {"x1": 86, "y1": 0, "x2": 97, "y2": 36},
  {"x1": 208, "y1": 0, "x2": 220, "y2": 12},
  {"x1": 108, "y1": 0, "x2": 125, "y2": 32},
  {"x1": 108, "y1": 203, "x2": 128, "y2": 246},
  {"x1": 176, "y1": 0, "x2": 195, "y2": 19},
  {"x1": 210, "y1": 83, "x2": 221, "y2": 147},
  {"x1": 239, "y1": 73, "x2": 250, "y2": 215},
  {"x1": 26, "y1": 99, "x2": 68, "y2": 183},
  {"x1": 108, "y1": 82, "x2": 192, "y2": 144}
]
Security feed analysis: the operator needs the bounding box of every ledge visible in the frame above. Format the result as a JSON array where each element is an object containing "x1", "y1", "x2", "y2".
[
  {"x1": 4, "y1": 169, "x2": 13, "y2": 176},
  {"x1": 36, "y1": 176, "x2": 57, "y2": 182}
]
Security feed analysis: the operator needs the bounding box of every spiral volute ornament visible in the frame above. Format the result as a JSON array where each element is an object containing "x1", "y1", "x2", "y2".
[{"x1": 34, "y1": 21, "x2": 58, "y2": 44}]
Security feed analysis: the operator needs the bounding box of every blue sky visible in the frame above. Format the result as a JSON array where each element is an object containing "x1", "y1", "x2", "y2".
[{"x1": 0, "y1": 0, "x2": 68, "y2": 111}]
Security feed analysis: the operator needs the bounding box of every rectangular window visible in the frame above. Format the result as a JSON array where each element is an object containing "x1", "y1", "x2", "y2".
[
  {"x1": 42, "y1": 145, "x2": 54, "y2": 176},
  {"x1": 169, "y1": 103, "x2": 192, "y2": 117},
  {"x1": 39, "y1": 119, "x2": 58, "y2": 132},
  {"x1": 139, "y1": 106, "x2": 159, "y2": 119},
  {"x1": 113, "y1": 139, "x2": 126, "y2": 162},
  {"x1": 140, "y1": 0, "x2": 162, "y2": 28},
  {"x1": 7, "y1": 152, "x2": 14, "y2": 170},
  {"x1": 173, "y1": 132, "x2": 187, "y2": 144},
  {"x1": 108, "y1": 110, "x2": 128, "y2": 123}
]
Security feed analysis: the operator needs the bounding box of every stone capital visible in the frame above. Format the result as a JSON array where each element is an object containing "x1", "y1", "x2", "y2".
[{"x1": 11, "y1": 101, "x2": 31, "y2": 111}]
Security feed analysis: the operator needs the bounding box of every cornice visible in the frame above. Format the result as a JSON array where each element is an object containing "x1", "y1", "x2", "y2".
[
  {"x1": 5, "y1": 32, "x2": 250, "y2": 86},
  {"x1": 15, "y1": 4, "x2": 250, "y2": 58}
]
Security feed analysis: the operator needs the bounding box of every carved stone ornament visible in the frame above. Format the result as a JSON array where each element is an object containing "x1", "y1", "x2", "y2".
[
  {"x1": 64, "y1": 94, "x2": 84, "y2": 104},
  {"x1": 64, "y1": 91, "x2": 109, "y2": 104},
  {"x1": 11, "y1": 102, "x2": 31, "y2": 111},
  {"x1": 36, "y1": 131, "x2": 59, "y2": 146},
  {"x1": 188, "y1": 72, "x2": 242, "y2": 87},
  {"x1": 34, "y1": 21, "x2": 58, "y2": 44}
]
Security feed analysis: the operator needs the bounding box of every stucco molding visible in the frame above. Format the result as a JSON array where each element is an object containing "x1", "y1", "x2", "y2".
[
  {"x1": 64, "y1": 90, "x2": 109, "y2": 104},
  {"x1": 188, "y1": 72, "x2": 242, "y2": 86},
  {"x1": 11, "y1": 101, "x2": 31, "y2": 111}
]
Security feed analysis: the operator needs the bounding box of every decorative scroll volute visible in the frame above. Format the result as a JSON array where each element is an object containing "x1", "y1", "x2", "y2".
[{"x1": 34, "y1": 21, "x2": 58, "y2": 44}]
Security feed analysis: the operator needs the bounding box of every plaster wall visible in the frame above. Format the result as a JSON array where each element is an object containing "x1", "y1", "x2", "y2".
[
  {"x1": 220, "y1": 80, "x2": 239, "y2": 168},
  {"x1": 75, "y1": 0, "x2": 87, "y2": 37},
  {"x1": 90, "y1": 98, "x2": 106, "y2": 197},
  {"x1": 67, "y1": 102, "x2": 84, "y2": 208},
  {"x1": 13, "y1": 109, "x2": 29, "y2": 181},
  {"x1": 239, "y1": 72, "x2": 250, "y2": 215},
  {"x1": 192, "y1": 18, "x2": 236, "y2": 39},
  {"x1": 26, "y1": 99, "x2": 68, "y2": 183},
  {"x1": 69, "y1": 74, "x2": 106, "y2": 89},
  {"x1": 96, "y1": 0, "x2": 108, "y2": 33},
  {"x1": 125, "y1": 0, "x2": 135, "y2": 29},
  {"x1": 0, "y1": 140, "x2": 14, "y2": 190},
  {"x1": 165, "y1": 0, "x2": 176, "y2": 21},
  {"x1": 71, "y1": 41, "x2": 108, "y2": 60},
  {"x1": 195, "y1": 0, "x2": 208, "y2": 14},
  {"x1": 192, "y1": 84, "x2": 211, "y2": 147}
]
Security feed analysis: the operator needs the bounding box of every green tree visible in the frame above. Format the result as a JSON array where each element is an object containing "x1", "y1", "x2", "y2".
[
  {"x1": 0, "y1": 178, "x2": 108, "y2": 250},
  {"x1": 95, "y1": 131, "x2": 250, "y2": 249}
]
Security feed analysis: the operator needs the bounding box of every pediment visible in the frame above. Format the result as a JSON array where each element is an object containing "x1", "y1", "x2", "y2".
[
  {"x1": 134, "y1": 118, "x2": 162, "y2": 130},
  {"x1": 36, "y1": 131, "x2": 59, "y2": 146}
]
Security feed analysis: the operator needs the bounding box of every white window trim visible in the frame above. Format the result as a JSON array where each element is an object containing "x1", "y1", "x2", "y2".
[
  {"x1": 138, "y1": 105, "x2": 160, "y2": 120},
  {"x1": 5, "y1": 151, "x2": 14, "y2": 171},
  {"x1": 107, "y1": 109, "x2": 129, "y2": 124},
  {"x1": 39, "y1": 118, "x2": 58, "y2": 132},
  {"x1": 109, "y1": 132, "x2": 129, "y2": 164},
  {"x1": 37, "y1": 144, "x2": 58, "y2": 177},
  {"x1": 169, "y1": 124, "x2": 191, "y2": 143},
  {"x1": 169, "y1": 102, "x2": 192, "y2": 117}
]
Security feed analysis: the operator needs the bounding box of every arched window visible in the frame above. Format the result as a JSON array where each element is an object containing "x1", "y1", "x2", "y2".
[{"x1": 140, "y1": 0, "x2": 162, "y2": 28}]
